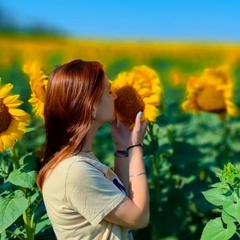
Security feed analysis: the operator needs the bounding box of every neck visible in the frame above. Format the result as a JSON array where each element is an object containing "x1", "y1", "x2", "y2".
[{"x1": 81, "y1": 121, "x2": 100, "y2": 152}]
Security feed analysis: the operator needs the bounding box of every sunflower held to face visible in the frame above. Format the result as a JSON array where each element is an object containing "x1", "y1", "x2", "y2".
[
  {"x1": 181, "y1": 65, "x2": 238, "y2": 118},
  {"x1": 0, "y1": 80, "x2": 30, "y2": 152},
  {"x1": 23, "y1": 62, "x2": 48, "y2": 118},
  {"x1": 111, "y1": 65, "x2": 162, "y2": 127}
]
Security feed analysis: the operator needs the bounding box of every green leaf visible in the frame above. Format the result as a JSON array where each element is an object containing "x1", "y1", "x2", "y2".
[
  {"x1": 222, "y1": 209, "x2": 236, "y2": 224},
  {"x1": 7, "y1": 166, "x2": 37, "y2": 188},
  {"x1": 211, "y1": 182, "x2": 230, "y2": 190},
  {"x1": 0, "y1": 190, "x2": 28, "y2": 232},
  {"x1": 202, "y1": 188, "x2": 227, "y2": 206},
  {"x1": 200, "y1": 217, "x2": 236, "y2": 240},
  {"x1": 211, "y1": 182, "x2": 232, "y2": 196},
  {"x1": 0, "y1": 231, "x2": 6, "y2": 240},
  {"x1": 223, "y1": 199, "x2": 240, "y2": 221}
]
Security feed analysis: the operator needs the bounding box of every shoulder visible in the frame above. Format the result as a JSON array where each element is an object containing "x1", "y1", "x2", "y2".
[{"x1": 65, "y1": 154, "x2": 108, "y2": 182}]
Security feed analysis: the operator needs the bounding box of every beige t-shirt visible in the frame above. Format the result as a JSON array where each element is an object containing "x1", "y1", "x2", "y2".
[{"x1": 42, "y1": 152, "x2": 133, "y2": 240}]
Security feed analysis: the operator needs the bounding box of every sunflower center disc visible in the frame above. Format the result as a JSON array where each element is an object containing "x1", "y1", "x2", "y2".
[
  {"x1": 0, "y1": 99, "x2": 12, "y2": 133},
  {"x1": 197, "y1": 86, "x2": 226, "y2": 113},
  {"x1": 115, "y1": 85, "x2": 144, "y2": 123}
]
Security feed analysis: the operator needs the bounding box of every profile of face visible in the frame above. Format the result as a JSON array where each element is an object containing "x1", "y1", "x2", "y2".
[{"x1": 95, "y1": 77, "x2": 117, "y2": 123}]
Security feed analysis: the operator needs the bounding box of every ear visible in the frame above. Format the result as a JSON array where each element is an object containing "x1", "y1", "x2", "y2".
[{"x1": 92, "y1": 104, "x2": 97, "y2": 119}]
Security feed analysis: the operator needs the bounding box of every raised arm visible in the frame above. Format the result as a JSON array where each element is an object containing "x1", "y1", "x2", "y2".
[{"x1": 105, "y1": 112, "x2": 149, "y2": 229}]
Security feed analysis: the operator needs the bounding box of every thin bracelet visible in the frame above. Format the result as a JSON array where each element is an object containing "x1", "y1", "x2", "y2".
[
  {"x1": 114, "y1": 150, "x2": 128, "y2": 158},
  {"x1": 127, "y1": 143, "x2": 143, "y2": 151},
  {"x1": 129, "y1": 172, "x2": 146, "y2": 178}
]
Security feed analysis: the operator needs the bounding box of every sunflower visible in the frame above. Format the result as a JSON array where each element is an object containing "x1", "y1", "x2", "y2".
[
  {"x1": 111, "y1": 65, "x2": 162, "y2": 126},
  {"x1": 23, "y1": 62, "x2": 48, "y2": 118},
  {"x1": 181, "y1": 65, "x2": 238, "y2": 118},
  {"x1": 0, "y1": 80, "x2": 30, "y2": 152}
]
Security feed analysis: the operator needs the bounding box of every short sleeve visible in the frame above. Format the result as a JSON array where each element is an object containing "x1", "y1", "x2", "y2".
[{"x1": 65, "y1": 160, "x2": 125, "y2": 226}]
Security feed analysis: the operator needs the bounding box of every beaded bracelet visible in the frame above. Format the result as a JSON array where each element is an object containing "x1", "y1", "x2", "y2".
[
  {"x1": 127, "y1": 143, "x2": 143, "y2": 151},
  {"x1": 114, "y1": 150, "x2": 129, "y2": 158}
]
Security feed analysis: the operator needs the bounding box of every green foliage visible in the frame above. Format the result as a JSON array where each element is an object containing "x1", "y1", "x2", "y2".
[
  {"x1": 0, "y1": 118, "x2": 55, "y2": 240},
  {"x1": 201, "y1": 163, "x2": 240, "y2": 240},
  {"x1": 0, "y1": 190, "x2": 28, "y2": 232},
  {"x1": 7, "y1": 163, "x2": 37, "y2": 188},
  {"x1": 201, "y1": 218, "x2": 236, "y2": 240}
]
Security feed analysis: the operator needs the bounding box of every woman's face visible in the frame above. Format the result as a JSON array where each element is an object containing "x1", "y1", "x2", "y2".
[{"x1": 95, "y1": 77, "x2": 117, "y2": 123}]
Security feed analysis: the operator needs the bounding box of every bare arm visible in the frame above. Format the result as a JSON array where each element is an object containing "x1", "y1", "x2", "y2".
[
  {"x1": 106, "y1": 112, "x2": 149, "y2": 229},
  {"x1": 112, "y1": 121, "x2": 131, "y2": 195},
  {"x1": 114, "y1": 155, "x2": 129, "y2": 196}
]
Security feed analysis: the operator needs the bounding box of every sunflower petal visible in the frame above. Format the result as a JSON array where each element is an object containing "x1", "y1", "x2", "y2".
[
  {"x1": 4, "y1": 96, "x2": 23, "y2": 107},
  {"x1": 144, "y1": 95, "x2": 161, "y2": 104},
  {"x1": 0, "y1": 83, "x2": 13, "y2": 98},
  {"x1": 144, "y1": 105, "x2": 160, "y2": 122},
  {"x1": 23, "y1": 61, "x2": 48, "y2": 118}
]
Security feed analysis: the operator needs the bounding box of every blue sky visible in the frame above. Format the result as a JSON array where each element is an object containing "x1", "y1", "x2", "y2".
[{"x1": 0, "y1": 0, "x2": 240, "y2": 42}]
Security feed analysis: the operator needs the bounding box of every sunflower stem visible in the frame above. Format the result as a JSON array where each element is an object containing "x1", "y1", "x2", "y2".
[
  {"x1": 10, "y1": 148, "x2": 20, "y2": 170},
  {"x1": 152, "y1": 153, "x2": 160, "y2": 198},
  {"x1": 148, "y1": 123, "x2": 161, "y2": 199},
  {"x1": 10, "y1": 148, "x2": 35, "y2": 240},
  {"x1": 30, "y1": 196, "x2": 43, "y2": 234},
  {"x1": 148, "y1": 123, "x2": 161, "y2": 238},
  {"x1": 23, "y1": 206, "x2": 35, "y2": 240},
  {"x1": 220, "y1": 119, "x2": 230, "y2": 167}
]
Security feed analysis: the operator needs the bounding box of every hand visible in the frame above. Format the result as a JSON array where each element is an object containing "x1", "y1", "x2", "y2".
[
  {"x1": 130, "y1": 112, "x2": 148, "y2": 147},
  {"x1": 111, "y1": 112, "x2": 149, "y2": 150},
  {"x1": 111, "y1": 120, "x2": 132, "y2": 150}
]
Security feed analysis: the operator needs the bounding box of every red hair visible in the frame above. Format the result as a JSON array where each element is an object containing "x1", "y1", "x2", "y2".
[{"x1": 37, "y1": 59, "x2": 105, "y2": 190}]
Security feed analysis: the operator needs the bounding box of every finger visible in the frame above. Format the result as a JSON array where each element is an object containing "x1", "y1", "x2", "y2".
[
  {"x1": 133, "y1": 111, "x2": 142, "y2": 131},
  {"x1": 142, "y1": 120, "x2": 149, "y2": 131}
]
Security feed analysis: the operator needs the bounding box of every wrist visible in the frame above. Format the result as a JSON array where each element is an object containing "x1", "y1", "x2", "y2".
[
  {"x1": 114, "y1": 144, "x2": 128, "y2": 151},
  {"x1": 114, "y1": 149, "x2": 128, "y2": 158},
  {"x1": 127, "y1": 143, "x2": 143, "y2": 151}
]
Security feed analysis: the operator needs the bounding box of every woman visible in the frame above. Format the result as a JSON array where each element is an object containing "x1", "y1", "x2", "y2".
[{"x1": 37, "y1": 59, "x2": 149, "y2": 240}]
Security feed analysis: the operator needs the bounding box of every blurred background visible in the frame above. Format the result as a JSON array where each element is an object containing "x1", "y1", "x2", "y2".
[{"x1": 1, "y1": 0, "x2": 240, "y2": 42}]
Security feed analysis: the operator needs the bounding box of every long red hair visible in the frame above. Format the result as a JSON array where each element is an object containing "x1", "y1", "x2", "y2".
[{"x1": 37, "y1": 59, "x2": 105, "y2": 190}]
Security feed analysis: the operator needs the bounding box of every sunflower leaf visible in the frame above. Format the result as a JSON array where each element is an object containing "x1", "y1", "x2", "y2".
[
  {"x1": 223, "y1": 199, "x2": 240, "y2": 221},
  {"x1": 202, "y1": 188, "x2": 228, "y2": 206},
  {"x1": 0, "y1": 190, "x2": 28, "y2": 232},
  {"x1": 7, "y1": 165, "x2": 37, "y2": 189},
  {"x1": 200, "y1": 217, "x2": 236, "y2": 240}
]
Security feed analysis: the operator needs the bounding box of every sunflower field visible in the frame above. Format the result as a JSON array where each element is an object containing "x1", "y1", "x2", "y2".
[{"x1": 1, "y1": 33, "x2": 240, "y2": 240}]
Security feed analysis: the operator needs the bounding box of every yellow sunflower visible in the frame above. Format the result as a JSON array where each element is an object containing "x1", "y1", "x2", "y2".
[
  {"x1": 111, "y1": 65, "x2": 162, "y2": 126},
  {"x1": 181, "y1": 65, "x2": 238, "y2": 118},
  {"x1": 0, "y1": 80, "x2": 30, "y2": 152},
  {"x1": 23, "y1": 62, "x2": 48, "y2": 118}
]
